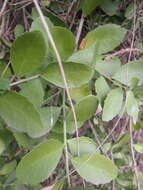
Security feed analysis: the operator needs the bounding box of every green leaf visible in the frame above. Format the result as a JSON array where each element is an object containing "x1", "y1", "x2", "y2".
[
  {"x1": 0, "y1": 160, "x2": 17, "y2": 175},
  {"x1": 20, "y1": 79, "x2": 44, "y2": 107},
  {"x1": 0, "y1": 138, "x2": 6, "y2": 155},
  {"x1": 80, "y1": 0, "x2": 103, "y2": 16},
  {"x1": 68, "y1": 44, "x2": 97, "y2": 67},
  {"x1": 68, "y1": 136, "x2": 98, "y2": 156},
  {"x1": 0, "y1": 91, "x2": 45, "y2": 138},
  {"x1": 14, "y1": 24, "x2": 24, "y2": 38},
  {"x1": 0, "y1": 78, "x2": 10, "y2": 91},
  {"x1": 30, "y1": 16, "x2": 53, "y2": 49},
  {"x1": 43, "y1": 9, "x2": 67, "y2": 27},
  {"x1": 71, "y1": 154, "x2": 118, "y2": 185},
  {"x1": 13, "y1": 133, "x2": 34, "y2": 149},
  {"x1": 95, "y1": 76, "x2": 110, "y2": 104},
  {"x1": 113, "y1": 59, "x2": 143, "y2": 86},
  {"x1": 84, "y1": 24, "x2": 127, "y2": 54},
  {"x1": 50, "y1": 27, "x2": 75, "y2": 60},
  {"x1": 102, "y1": 88, "x2": 123, "y2": 121},
  {"x1": 42, "y1": 62, "x2": 94, "y2": 88},
  {"x1": 112, "y1": 133, "x2": 130, "y2": 152},
  {"x1": 66, "y1": 95, "x2": 98, "y2": 133},
  {"x1": 125, "y1": 3, "x2": 135, "y2": 19},
  {"x1": 134, "y1": 144, "x2": 143, "y2": 153},
  {"x1": 69, "y1": 84, "x2": 91, "y2": 102},
  {"x1": 10, "y1": 31, "x2": 46, "y2": 77},
  {"x1": 100, "y1": 0, "x2": 119, "y2": 16},
  {"x1": 95, "y1": 57, "x2": 121, "y2": 77},
  {"x1": 16, "y1": 139, "x2": 64, "y2": 185},
  {"x1": 69, "y1": 187, "x2": 96, "y2": 190},
  {"x1": 126, "y1": 91, "x2": 139, "y2": 124}
]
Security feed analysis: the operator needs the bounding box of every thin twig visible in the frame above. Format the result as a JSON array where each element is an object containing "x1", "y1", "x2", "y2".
[
  {"x1": 75, "y1": 14, "x2": 85, "y2": 49},
  {"x1": 105, "y1": 48, "x2": 143, "y2": 60},
  {"x1": 33, "y1": 0, "x2": 80, "y2": 156},
  {"x1": 10, "y1": 75, "x2": 40, "y2": 87},
  {"x1": 63, "y1": 90, "x2": 71, "y2": 187},
  {"x1": 0, "y1": 0, "x2": 9, "y2": 19},
  {"x1": 129, "y1": 117, "x2": 141, "y2": 190}
]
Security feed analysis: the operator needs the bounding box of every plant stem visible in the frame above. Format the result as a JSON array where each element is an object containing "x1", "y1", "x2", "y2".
[
  {"x1": 10, "y1": 75, "x2": 40, "y2": 87},
  {"x1": 63, "y1": 90, "x2": 71, "y2": 187},
  {"x1": 33, "y1": 0, "x2": 80, "y2": 156}
]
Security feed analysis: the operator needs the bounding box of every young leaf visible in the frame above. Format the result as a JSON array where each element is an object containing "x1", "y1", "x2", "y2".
[
  {"x1": 71, "y1": 154, "x2": 118, "y2": 185},
  {"x1": 102, "y1": 88, "x2": 123, "y2": 121},
  {"x1": 113, "y1": 59, "x2": 143, "y2": 86},
  {"x1": 0, "y1": 91, "x2": 45, "y2": 138},
  {"x1": 66, "y1": 95, "x2": 98, "y2": 133},
  {"x1": 95, "y1": 76, "x2": 110, "y2": 104},
  {"x1": 42, "y1": 62, "x2": 94, "y2": 88},
  {"x1": 100, "y1": 0, "x2": 119, "y2": 16},
  {"x1": 84, "y1": 24, "x2": 127, "y2": 54},
  {"x1": 68, "y1": 136, "x2": 98, "y2": 156},
  {"x1": 10, "y1": 31, "x2": 46, "y2": 77},
  {"x1": 126, "y1": 90, "x2": 139, "y2": 124},
  {"x1": 50, "y1": 26, "x2": 75, "y2": 60},
  {"x1": 16, "y1": 139, "x2": 64, "y2": 185}
]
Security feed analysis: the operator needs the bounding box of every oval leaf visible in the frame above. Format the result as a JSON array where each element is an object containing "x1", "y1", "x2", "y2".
[
  {"x1": 67, "y1": 95, "x2": 98, "y2": 133},
  {"x1": 84, "y1": 24, "x2": 127, "y2": 54},
  {"x1": 0, "y1": 92, "x2": 45, "y2": 138},
  {"x1": 113, "y1": 59, "x2": 143, "y2": 86},
  {"x1": 16, "y1": 139, "x2": 64, "y2": 185},
  {"x1": 42, "y1": 62, "x2": 94, "y2": 88},
  {"x1": 68, "y1": 136, "x2": 98, "y2": 156},
  {"x1": 71, "y1": 154, "x2": 118, "y2": 185},
  {"x1": 50, "y1": 27, "x2": 75, "y2": 60},
  {"x1": 126, "y1": 90, "x2": 139, "y2": 124},
  {"x1": 102, "y1": 88, "x2": 123, "y2": 121},
  {"x1": 10, "y1": 31, "x2": 46, "y2": 77}
]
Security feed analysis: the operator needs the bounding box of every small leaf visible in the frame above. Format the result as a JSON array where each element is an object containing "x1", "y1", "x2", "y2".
[
  {"x1": 66, "y1": 95, "x2": 98, "y2": 133},
  {"x1": 71, "y1": 154, "x2": 118, "y2": 185},
  {"x1": 42, "y1": 62, "x2": 94, "y2": 88},
  {"x1": 100, "y1": 0, "x2": 119, "y2": 16},
  {"x1": 30, "y1": 16, "x2": 53, "y2": 49},
  {"x1": 68, "y1": 136, "x2": 98, "y2": 156},
  {"x1": 50, "y1": 27, "x2": 75, "y2": 60},
  {"x1": 0, "y1": 160, "x2": 17, "y2": 175},
  {"x1": 95, "y1": 57, "x2": 121, "y2": 77},
  {"x1": 20, "y1": 79, "x2": 44, "y2": 107},
  {"x1": 113, "y1": 59, "x2": 143, "y2": 86},
  {"x1": 16, "y1": 139, "x2": 64, "y2": 185},
  {"x1": 84, "y1": 24, "x2": 127, "y2": 54},
  {"x1": 134, "y1": 144, "x2": 143, "y2": 153},
  {"x1": 14, "y1": 24, "x2": 24, "y2": 38},
  {"x1": 126, "y1": 91, "x2": 139, "y2": 124},
  {"x1": 69, "y1": 84, "x2": 91, "y2": 102},
  {"x1": 80, "y1": 0, "x2": 103, "y2": 16},
  {"x1": 10, "y1": 31, "x2": 46, "y2": 77},
  {"x1": 0, "y1": 138, "x2": 6, "y2": 155},
  {"x1": 95, "y1": 76, "x2": 110, "y2": 104},
  {"x1": 102, "y1": 88, "x2": 123, "y2": 121},
  {"x1": 68, "y1": 44, "x2": 97, "y2": 67}
]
